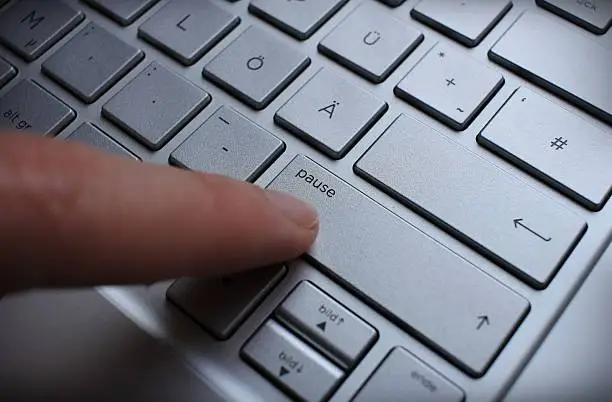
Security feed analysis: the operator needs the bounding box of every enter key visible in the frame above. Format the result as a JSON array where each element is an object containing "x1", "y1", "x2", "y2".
[{"x1": 356, "y1": 114, "x2": 587, "y2": 288}]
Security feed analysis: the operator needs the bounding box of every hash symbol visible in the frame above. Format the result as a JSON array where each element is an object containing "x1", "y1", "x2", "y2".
[{"x1": 550, "y1": 136, "x2": 568, "y2": 151}]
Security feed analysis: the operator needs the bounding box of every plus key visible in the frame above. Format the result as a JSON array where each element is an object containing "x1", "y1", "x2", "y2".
[{"x1": 395, "y1": 43, "x2": 504, "y2": 130}]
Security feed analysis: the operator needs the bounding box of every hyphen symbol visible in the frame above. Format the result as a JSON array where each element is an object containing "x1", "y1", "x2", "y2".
[{"x1": 550, "y1": 136, "x2": 568, "y2": 151}]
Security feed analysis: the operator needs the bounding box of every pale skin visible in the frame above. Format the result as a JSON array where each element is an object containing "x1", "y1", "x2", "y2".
[{"x1": 0, "y1": 133, "x2": 319, "y2": 294}]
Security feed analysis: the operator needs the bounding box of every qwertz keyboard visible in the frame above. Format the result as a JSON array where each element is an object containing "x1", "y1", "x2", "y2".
[{"x1": 0, "y1": 0, "x2": 610, "y2": 400}]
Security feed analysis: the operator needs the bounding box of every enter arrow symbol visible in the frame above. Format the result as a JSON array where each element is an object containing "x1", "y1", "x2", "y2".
[
  {"x1": 477, "y1": 315, "x2": 489, "y2": 330},
  {"x1": 513, "y1": 218, "x2": 551, "y2": 242}
]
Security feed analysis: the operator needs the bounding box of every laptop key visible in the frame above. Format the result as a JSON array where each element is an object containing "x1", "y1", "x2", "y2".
[
  {"x1": 42, "y1": 22, "x2": 144, "y2": 104},
  {"x1": 249, "y1": 0, "x2": 348, "y2": 40},
  {"x1": 395, "y1": 43, "x2": 504, "y2": 131},
  {"x1": 355, "y1": 115, "x2": 586, "y2": 288},
  {"x1": 319, "y1": 4, "x2": 423, "y2": 83},
  {"x1": 203, "y1": 25, "x2": 310, "y2": 110},
  {"x1": 377, "y1": 0, "x2": 406, "y2": 6},
  {"x1": 103, "y1": 62, "x2": 210, "y2": 150},
  {"x1": 276, "y1": 282, "x2": 377, "y2": 369},
  {"x1": 489, "y1": 12, "x2": 612, "y2": 125},
  {"x1": 0, "y1": 80, "x2": 75, "y2": 136},
  {"x1": 83, "y1": 0, "x2": 159, "y2": 26},
  {"x1": 268, "y1": 155, "x2": 529, "y2": 377},
  {"x1": 478, "y1": 87, "x2": 612, "y2": 212},
  {"x1": 537, "y1": 0, "x2": 612, "y2": 34},
  {"x1": 167, "y1": 265, "x2": 286, "y2": 340},
  {"x1": 242, "y1": 320, "x2": 343, "y2": 402},
  {"x1": 0, "y1": 1, "x2": 84, "y2": 61},
  {"x1": 352, "y1": 347, "x2": 464, "y2": 402},
  {"x1": 0, "y1": 57, "x2": 16, "y2": 89},
  {"x1": 139, "y1": 0, "x2": 239, "y2": 66},
  {"x1": 170, "y1": 106, "x2": 284, "y2": 181},
  {"x1": 275, "y1": 69, "x2": 386, "y2": 159},
  {"x1": 411, "y1": 0, "x2": 512, "y2": 47},
  {"x1": 66, "y1": 123, "x2": 139, "y2": 160}
]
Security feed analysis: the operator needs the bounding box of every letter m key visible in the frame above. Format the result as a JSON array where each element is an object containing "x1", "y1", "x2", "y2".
[{"x1": 21, "y1": 10, "x2": 45, "y2": 30}]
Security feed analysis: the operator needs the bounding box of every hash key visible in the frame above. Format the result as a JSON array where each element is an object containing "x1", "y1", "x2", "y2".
[
  {"x1": 395, "y1": 43, "x2": 504, "y2": 130},
  {"x1": 0, "y1": 0, "x2": 84, "y2": 61},
  {"x1": 478, "y1": 87, "x2": 612, "y2": 211},
  {"x1": 103, "y1": 62, "x2": 210, "y2": 150},
  {"x1": 42, "y1": 22, "x2": 144, "y2": 103}
]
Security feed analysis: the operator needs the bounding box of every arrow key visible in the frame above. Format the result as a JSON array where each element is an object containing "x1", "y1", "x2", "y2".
[
  {"x1": 276, "y1": 281, "x2": 377, "y2": 368},
  {"x1": 242, "y1": 320, "x2": 343, "y2": 402}
]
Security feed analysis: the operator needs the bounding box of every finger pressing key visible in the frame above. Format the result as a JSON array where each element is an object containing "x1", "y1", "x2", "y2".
[{"x1": 0, "y1": 133, "x2": 318, "y2": 293}]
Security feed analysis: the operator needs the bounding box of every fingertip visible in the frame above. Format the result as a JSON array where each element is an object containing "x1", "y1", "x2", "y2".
[{"x1": 265, "y1": 190, "x2": 319, "y2": 232}]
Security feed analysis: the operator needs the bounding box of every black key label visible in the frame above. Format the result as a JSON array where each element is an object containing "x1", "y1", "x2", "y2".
[
  {"x1": 1, "y1": 108, "x2": 32, "y2": 131},
  {"x1": 294, "y1": 168, "x2": 336, "y2": 198}
]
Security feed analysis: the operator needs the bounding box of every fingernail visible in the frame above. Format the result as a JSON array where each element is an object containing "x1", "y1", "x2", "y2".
[{"x1": 266, "y1": 190, "x2": 318, "y2": 230}]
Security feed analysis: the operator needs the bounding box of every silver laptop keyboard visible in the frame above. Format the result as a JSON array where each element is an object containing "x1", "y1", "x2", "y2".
[{"x1": 1, "y1": 0, "x2": 611, "y2": 401}]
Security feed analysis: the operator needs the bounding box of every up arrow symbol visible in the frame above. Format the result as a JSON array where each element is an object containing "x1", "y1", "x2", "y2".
[{"x1": 316, "y1": 321, "x2": 327, "y2": 332}]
